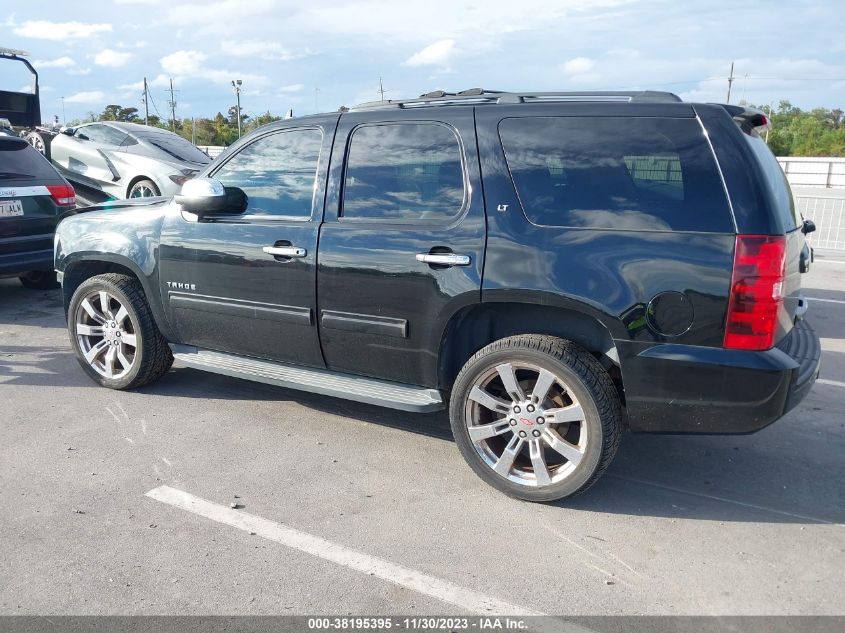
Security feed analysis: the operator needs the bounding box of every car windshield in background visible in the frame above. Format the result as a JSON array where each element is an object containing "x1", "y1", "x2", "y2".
[{"x1": 139, "y1": 133, "x2": 211, "y2": 164}]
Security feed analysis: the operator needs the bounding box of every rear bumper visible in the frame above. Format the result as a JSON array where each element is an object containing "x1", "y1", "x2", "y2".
[
  {"x1": 620, "y1": 319, "x2": 821, "y2": 434},
  {"x1": 0, "y1": 233, "x2": 54, "y2": 278}
]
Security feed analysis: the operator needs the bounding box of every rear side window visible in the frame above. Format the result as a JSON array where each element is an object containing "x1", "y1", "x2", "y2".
[
  {"x1": 499, "y1": 117, "x2": 734, "y2": 232},
  {"x1": 0, "y1": 141, "x2": 59, "y2": 180},
  {"x1": 744, "y1": 131, "x2": 800, "y2": 230},
  {"x1": 342, "y1": 122, "x2": 465, "y2": 222}
]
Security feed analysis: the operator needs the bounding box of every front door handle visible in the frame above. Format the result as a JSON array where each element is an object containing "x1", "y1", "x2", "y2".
[
  {"x1": 263, "y1": 245, "x2": 307, "y2": 258},
  {"x1": 415, "y1": 252, "x2": 471, "y2": 266}
]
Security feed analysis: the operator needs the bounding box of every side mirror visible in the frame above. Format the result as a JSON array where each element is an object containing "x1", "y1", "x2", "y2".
[
  {"x1": 802, "y1": 219, "x2": 816, "y2": 235},
  {"x1": 60, "y1": 127, "x2": 75, "y2": 136},
  {"x1": 175, "y1": 177, "x2": 247, "y2": 218}
]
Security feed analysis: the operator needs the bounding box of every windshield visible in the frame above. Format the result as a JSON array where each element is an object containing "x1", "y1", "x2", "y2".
[{"x1": 138, "y1": 132, "x2": 211, "y2": 164}]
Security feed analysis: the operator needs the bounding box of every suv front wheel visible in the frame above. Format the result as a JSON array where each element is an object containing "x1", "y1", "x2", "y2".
[
  {"x1": 68, "y1": 273, "x2": 173, "y2": 389},
  {"x1": 450, "y1": 335, "x2": 622, "y2": 502}
]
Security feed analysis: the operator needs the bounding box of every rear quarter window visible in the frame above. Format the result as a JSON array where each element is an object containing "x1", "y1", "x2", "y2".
[
  {"x1": 744, "y1": 131, "x2": 800, "y2": 231},
  {"x1": 499, "y1": 116, "x2": 734, "y2": 233},
  {"x1": 0, "y1": 141, "x2": 61, "y2": 181}
]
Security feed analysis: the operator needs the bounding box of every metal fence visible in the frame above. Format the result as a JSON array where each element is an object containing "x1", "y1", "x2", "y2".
[
  {"x1": 778, "y1": 157, "x2": 845, "y2": 189},
  {"x1": 796, "y1": 195, "x2": 845, "y2": 250}
]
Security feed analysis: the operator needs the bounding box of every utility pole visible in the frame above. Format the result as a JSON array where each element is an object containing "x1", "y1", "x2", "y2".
[
  {"x1": 378, "y1": 77, "x2": 387, "y2": 101},
  {"x1": 60, "y1": 97, "x2": 66, "y2": 126},
  {"x1": 231, "y1": 79, "x2": 242, "y2": 138},
  {"x1": 191, "y1": 117, "x2": 196, "y2": 145},
  {"x1": 314, "y1": 87, "x2": 320, "y2": 113},
  {"x1": 167, "y1": 78, "x2": 178, "y2": 132},
  {"x1": 142, "y1": 77, "x2": 149, "y2": 126},
  {"x1": 726, "y1": 61, "x2": 735, "y2": 104},
  {"x1": 765, "y1": 102, "x2": 773, "y2": 144}
]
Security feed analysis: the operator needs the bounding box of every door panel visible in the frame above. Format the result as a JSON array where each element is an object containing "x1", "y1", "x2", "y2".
[
  {"x1": 317, "y1": 109, "x2": 485, "y2": 387},
  {"x1": 158, "y1": 117, "x2": 339, "y2": 367}
]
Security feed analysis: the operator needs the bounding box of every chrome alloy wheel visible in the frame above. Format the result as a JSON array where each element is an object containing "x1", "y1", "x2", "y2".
[
  {"x1": 464, "y1": 362, "x2": 587, "y2": 487},
  {"x1": 74, "y1": 290, "x2": 138, "y2": 380},
  {"x1": 27, "y1": 134, "x2": 46, "y2": 155},
  {"x1": 129, "y1": 183, "x2": 155, "y2": 198}
]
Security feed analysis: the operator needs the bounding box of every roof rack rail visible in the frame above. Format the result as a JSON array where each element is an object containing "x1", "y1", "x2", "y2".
[{"x1": 350, "y1": 89, "x2": 682, "y2": 111}]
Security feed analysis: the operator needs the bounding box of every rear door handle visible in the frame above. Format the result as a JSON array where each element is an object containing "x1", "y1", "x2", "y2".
[
  {"x1": 263, "y1": 245, "x2": 307, "y2": 258},
  {"x1": 415, "y1": 253, "x2": 471, "y2": 266}
]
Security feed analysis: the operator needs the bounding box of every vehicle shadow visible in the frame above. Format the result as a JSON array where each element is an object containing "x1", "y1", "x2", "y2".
[{"x1": 145, "y1": 366, "x2": 845, "y2": 526}]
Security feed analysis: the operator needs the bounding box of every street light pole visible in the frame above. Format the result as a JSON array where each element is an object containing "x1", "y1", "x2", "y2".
[{"x1": 232, "y1": 79, "x2": 243, "y2": 139}]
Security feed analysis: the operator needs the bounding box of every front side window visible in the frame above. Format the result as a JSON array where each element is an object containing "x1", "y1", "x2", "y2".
[
  {"x1": 79, "y1": 124, "x2": 128, "y2": 146},
  {"x1": 499, "y1": 116, "x2": 734, "y2": 232},
  {"x1": 342, "y1": 122, "x2": 465, "y2": 222},
  {"x1": 214, "y1": 128, "x2": 322, "y2": 219}
]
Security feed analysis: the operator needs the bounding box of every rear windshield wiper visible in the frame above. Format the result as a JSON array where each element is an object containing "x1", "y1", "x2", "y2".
[{"x1": 0, "y1": 172, "x2": 35, "y2": 179}]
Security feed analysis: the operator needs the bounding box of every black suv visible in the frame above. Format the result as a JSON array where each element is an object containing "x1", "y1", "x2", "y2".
[
  {"x1": 1, "y1": 136, "x2": 76, "y2": 289},
  {"x1": 54, "y1": 90, "x2": 820, "y2": 501}
]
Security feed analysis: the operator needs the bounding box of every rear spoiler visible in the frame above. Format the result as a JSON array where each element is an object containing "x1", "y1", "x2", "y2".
[
  {"x1": 0, "y1": 47, "x2": 41, "y2": 128},
  {"x1": 720, "y1": 104, "x2": 771, "y2": 134}
]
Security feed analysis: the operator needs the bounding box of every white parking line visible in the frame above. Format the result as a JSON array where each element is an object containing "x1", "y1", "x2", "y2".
[
  {"x1": 818, "y1": 378, "x2": 845, "y2": 389},
  {"x1": 807, "y1": 297, "x2": 845, "y2": 304},
  {"x1": 814, "y1": 259, "x2": 845, "y2": 265},
  {"x1": 146, "y1": 486, "x2": 541, "y2": 616}
]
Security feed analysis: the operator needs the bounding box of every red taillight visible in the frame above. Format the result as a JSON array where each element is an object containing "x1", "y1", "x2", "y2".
[
  {"x1": 724, "y1": 235, "x2": 786, "y2": 351},
  {"x1": 47, "y1": 184, "x2": 76, "y2": 206}
]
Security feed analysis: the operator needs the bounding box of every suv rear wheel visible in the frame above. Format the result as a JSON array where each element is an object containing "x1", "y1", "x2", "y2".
[
  {"x1": 68, "y1": 273, "x2": 173, "y2": 389},
  {"x1": 450, "y1": 335, "x2": 622, "y2": 502}
]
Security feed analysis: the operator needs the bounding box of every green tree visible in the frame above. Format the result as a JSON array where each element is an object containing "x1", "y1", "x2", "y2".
[{"x1": 99, "y1": 104, "x2": 139, "y2": 122}]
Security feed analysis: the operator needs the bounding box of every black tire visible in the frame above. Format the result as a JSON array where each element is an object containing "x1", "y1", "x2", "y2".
[
  {"x1": 128, "y1": 179, "x2": 160, "y2": 199},
  {"x1": 449, "y1": 335, "x2": 622, "y2": 502},
  {"x1": 68, "y1": 273, "x2": 173, "y2": 389},
  {"x1": 19, "y1": 270, "x2": 60, "y2": 290}
]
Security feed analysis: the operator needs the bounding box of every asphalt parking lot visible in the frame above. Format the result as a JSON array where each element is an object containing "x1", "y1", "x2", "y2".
[{"x1": 1, "y1": 257, "x2": 843, "y2": 618}]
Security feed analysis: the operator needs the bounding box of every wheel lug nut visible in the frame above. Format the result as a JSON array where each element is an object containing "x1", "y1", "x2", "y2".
[
  {"x1": 509, "y1": 419, "x2": 517, "y2": 426},
  {"x1": 532, "y1": 430, "x2": 541, "y2": 437},
  {"x1": 518, "y1": 431, "x2": 527, "y2": 438},
  {"x1": 527, "y1": 404, "x2": 535, "y2": 412},
  {"x1": 537, "y1": 417, "x2": 545, "y2": 424},
  {"x1": 514, "y1": 406, "x2": 521, "y2": 413}
]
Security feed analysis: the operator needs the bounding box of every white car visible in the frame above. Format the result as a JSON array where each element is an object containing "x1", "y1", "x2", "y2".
[{"x1": 28, "y1": 121, "x2": 211, "y2": 199}]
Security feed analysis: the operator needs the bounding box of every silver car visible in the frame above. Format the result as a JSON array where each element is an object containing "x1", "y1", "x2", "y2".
[{"x1": 44, "y1": 121, "x2": 210, "y2": 199}]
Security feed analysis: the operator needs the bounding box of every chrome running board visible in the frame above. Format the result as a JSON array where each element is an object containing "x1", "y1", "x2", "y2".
[{"x1": 170, "y1": 345, "x2": 445, "y2": 413}]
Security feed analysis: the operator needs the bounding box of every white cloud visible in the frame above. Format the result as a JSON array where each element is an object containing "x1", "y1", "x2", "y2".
[
  {"x1": 278, "y1": 83, "x2": 305, "y2": 93},
  {"x1": 220, "y1": 40, "x2": 310, "y2": 62},
  {"x1": 563, "y1": 57, "x2": 595, "y2": 74},
  {"x1": 13, "y1": 20, "x2": 112, "y2": 40},
  {"x1": 65, "y1": 90, "x2": 106, "y2": 104},
  {"x1": 33, "y1": 56, "x2": 76, "y2": 69},
  {"x1": 68, "y1": 67, "x2": 92, "y2": 76},
  {"x1": 404, "y1": 39, "x2": 457, "y2": 67},
  {"x1": 95, "y1": 49, "x2": 133, "y2": 68},
  {"x1": 118, "y1": 74, "x2": 170, "y2": 92},
  {"x1": 166, "y1": 0, "x2": 275, "y2": 32},
  {"x1": 160, "y1": 50, "x2": 206, "y2": 76},
  {"x1": 159, "y1": 50, "x2": 268, "y2": 87}
]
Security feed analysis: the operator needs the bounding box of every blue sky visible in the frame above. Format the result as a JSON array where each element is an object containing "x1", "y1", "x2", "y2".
[{"x1": 2, "y1": 0, "x2": 844, "y2": 124}]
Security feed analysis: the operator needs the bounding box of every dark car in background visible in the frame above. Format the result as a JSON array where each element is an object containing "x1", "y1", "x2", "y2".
[{"x1": 1, "y1": 136, "x2": 76, "y2": 289}]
